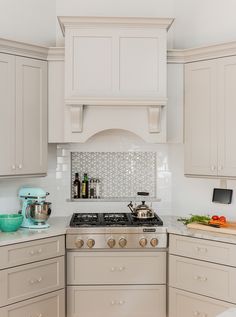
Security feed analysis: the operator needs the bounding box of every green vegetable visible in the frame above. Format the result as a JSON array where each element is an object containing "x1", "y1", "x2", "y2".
[{"x1": 178, "y1": 214, "x2": 211, "y2": 225}]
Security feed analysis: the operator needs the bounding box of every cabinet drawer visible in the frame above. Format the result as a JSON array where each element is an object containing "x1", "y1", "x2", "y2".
[
  {"x1": 67, "y1": 285, "x2": 166, "y2": 317},
  {"x1": 0, "y1": 235, "x2": 65, "y2": 269},
  {"x1": 169, "y1": 234, "x2": 236, "y2": 266},
  {"x1": 169, "y1": 255, "x2": 236, "y2": 303},
  {"x1": 169, "y1": 287, "x2": 235, "y2": 317},
  {"x1": 0, "y1": 256, "x2": 65, "y2": 307},
  {"x1": 67, "y1": 251, "x2": 166, "y2": 285},
  {"x1": 0, "y1": 289, "x2": 65, "y2": 317}
]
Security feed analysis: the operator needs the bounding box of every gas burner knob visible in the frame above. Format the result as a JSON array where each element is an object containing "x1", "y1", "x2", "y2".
[
  {"x1": 139, "y1": 238, "x2": 148, "y2": 248},
  {"x1": 107, "y1": 238, "x2": 116, "y2": 248},
  {"x1": 75, "y1": 238, "x2": 84, "y2": 248},
  {"x1": 119, "y1": 238, "x2": 127, "y2": 248},
  {"x1": 150, "y1": 238, "x2": 159, "y2": 247},
  {"x1": 87, "y1": 239, "x2": 95, "y2": 248}
]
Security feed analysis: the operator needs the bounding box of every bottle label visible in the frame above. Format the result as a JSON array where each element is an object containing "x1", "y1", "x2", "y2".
[{"x1": 82, "y1": 183, "x2": 86, "y2": 196}]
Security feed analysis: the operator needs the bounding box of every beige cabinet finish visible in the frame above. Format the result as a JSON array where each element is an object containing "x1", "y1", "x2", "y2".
[
  {"x1": 0, "y1": 53, "x2": 47, "y2": 177},
  {"x1": 0, "y1": 256, "x2": 64, "y2": 307},
  {"x1": 67, "y1": 251, "x2": 166, "y2": 285},
  {"x1": 0, "y1": 289, "x2": 65, "y2": 317},
  {"x1": 67, "y1": 285, "x2": 166, "y2": 317},
  {"x1": 48, "y1": 59, "x2": 65, "y2": 143},
  {"x1": 62, "y1": 17, "x2": 172, "y2": 105},
  {"x1": 185, "y1": 55, "x2": 236, "y2": 177},
  {"x1": 0, "y1": 235, "x2": 65, "y2": 269},
  {"x1": 169, "y1": 234, "x2": 236, "y2": 266},
  {"x1": 169, "y1": 287, "x2": 235, "y2": 317},
  {"x1": 0, "y1": 53, "x2": 15, "y2": 176},
  {"x1": 15, "y1": 57, "x2": 47, "y2": 175},
  {"x1": 185, "y1": 59, "x2": 217, "y2": 176},
  {"x1": 169, "y1": 254, "x2": 236, "y2": 303},
  {"x1": 217, "y1": 56, "x2": 236, "y2": 176}
]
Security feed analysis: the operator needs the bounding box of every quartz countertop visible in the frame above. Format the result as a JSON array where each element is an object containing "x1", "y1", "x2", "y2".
[
  {"x1": 1, "y1": 215, "x2": 236, "y2": 247},
  {"x1": 0, "y1": 217, "x2": 69, "y2": 247},
  {"x1": 163, "y1": 215, "x2": 236, "y2": 244}
]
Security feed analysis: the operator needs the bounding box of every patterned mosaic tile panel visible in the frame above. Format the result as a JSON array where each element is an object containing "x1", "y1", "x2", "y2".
[{"x1": 71, "y1": 152, "x2": 156, "y2": 199}]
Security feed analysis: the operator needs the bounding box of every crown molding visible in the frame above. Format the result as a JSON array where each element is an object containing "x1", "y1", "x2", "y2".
[
  {"x1": 47, "y1": 47, "x2": 65, "y2": 61},
  {"x1": 0, "y1": 38, "x2": 49, "y2": 60},
  {"x1": 168, "y1": 41, "x2": 236, "y2": 64},
  {"x1": 58, "y1": 16, "x2": 174, "y2": 36}
]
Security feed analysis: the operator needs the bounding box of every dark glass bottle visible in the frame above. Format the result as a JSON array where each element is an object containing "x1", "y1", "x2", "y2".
[
  {"x1": 73, "y1": 173, "x2": 80, "y2": 199},
  {"x1": 82, "y1": 173, "x2": 89, "y2": 198}
]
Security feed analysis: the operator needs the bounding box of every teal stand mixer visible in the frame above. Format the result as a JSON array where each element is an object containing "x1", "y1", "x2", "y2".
[{"x1": 19, "y1": 187, "x2": 52, "y2": 229}]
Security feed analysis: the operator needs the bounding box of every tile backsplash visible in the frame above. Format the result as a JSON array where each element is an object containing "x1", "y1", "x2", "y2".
[{"x1": 71, "y1": 152, "x2": 156, "y2": 199}]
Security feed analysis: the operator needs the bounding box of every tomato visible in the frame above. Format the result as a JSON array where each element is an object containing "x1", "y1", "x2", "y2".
[
  {"x1": 219, "y1": 216, "x2": 227, "y2": 223},
  {"x1": 212, "y1": 215, "x2": 219, "y2": 220}
]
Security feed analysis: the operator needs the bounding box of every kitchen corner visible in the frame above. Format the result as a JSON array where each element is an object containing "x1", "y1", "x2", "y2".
[{"x1": 1, "y1": 2, "x2": 236, "y2": 317}]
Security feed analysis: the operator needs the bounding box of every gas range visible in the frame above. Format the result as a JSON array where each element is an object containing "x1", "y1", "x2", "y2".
[{"x1": 66, "y1": 212, "x2": 167, "y2": 250}]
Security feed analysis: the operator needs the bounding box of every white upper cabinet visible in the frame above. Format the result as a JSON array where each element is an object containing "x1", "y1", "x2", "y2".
[
  {"x1": 59, "y1": 17, "x2": 173, "y2": 106},
  {"x1": 185, "y1": 55, "x2": 236, "y2": 177},
  {"x1": 217, "y1": 56, "x2": 236, "y2": 176},
  {"x1": 0, "y1": 50, "x2": 47, "y2": 177},
  {"x1": 0, "y1": 54, "x2": 16, "y2": 176},
  {"x1": 15, "y1": 57, "x2": 47, "y2": 175}
]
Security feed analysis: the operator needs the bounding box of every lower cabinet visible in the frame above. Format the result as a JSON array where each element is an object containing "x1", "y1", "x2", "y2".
[
  {"x1": 0, "y1": 256, "x2": 65, "y2": 307},
  {"x1": 0, "y1": 289, "x2": 65, "y2": 317},
  {"x1": 67, "y1": 251, "x2": 166, "y2": 317},
  {"x1": 67, "y1": 285, "x2": 166, "y2": 317},
  {"x1": 169, "y1": 288, "x2": 235, "y2": 317}
]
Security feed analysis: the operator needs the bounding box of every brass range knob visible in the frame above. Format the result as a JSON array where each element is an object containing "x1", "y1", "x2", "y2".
[
  {"x1": 107, "y1": 238, "x2": 116, "y2": 248},
  {"x1": 150, "y1": 238, "x2": 159, "y2": 247},
  {"x1": 119, "y1": 238, "x2": 127, "y2": 248},
  {"x1": 87, "y1": 239, "x2": 95, "y2": 248},
  {"x1": 139, "y1": 238, "x2": 148, "y2": 248},
  {"x1": 75, "y1": 238, "x2": 84, "y2": 248}
]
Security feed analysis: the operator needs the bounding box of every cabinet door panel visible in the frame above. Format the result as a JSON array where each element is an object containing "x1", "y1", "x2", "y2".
[
  {"x1": 218, "y1": 56, "x2": 236, "y2": 176},
  {"x1": 0, "y1": 53, "x2": 15, "y2": 176},
  {"x1": 185, "y1": 60, "x2": 218, "y2": 176},
  {"x1": 119, "y1": 30, "x2": 166, "y2": 96},
  {"x1": 65, "y1": 29, "x2": 113, "y2": 99},
  {"x1": 67, "y1": 285, "x2": 166, "y2": 317},
  {"x1": 15, "y1": 57, "x2": 47, "y2": 175},
  {"x1": 169, "y1": 287, "x2": 235, "y2": 317}
]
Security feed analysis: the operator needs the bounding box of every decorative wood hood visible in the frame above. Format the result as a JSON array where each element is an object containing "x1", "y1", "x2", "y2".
[{"x1": 57, "y1": 16, "x2": 174, "y2": 142}]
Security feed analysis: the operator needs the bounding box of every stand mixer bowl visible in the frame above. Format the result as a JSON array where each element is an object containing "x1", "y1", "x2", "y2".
[{"x1": 27, "y1": 202, "x2": 51, "y2": 224}]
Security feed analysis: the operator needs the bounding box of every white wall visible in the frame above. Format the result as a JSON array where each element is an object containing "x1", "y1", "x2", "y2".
[
  {"x1": 0, "y1": 0, "x2": 56, "y2": 46},
  {"x1": 173, "y1": 0, "x2": 236, "y2": 48},
  {"x1": 169, "y1": 144, "x2": 236, "y2": 220}
]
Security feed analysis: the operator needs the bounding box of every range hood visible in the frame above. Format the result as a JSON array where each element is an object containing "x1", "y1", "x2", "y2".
[{"x1": 58, "y1": 16, "x2": 174, "y2": 143}]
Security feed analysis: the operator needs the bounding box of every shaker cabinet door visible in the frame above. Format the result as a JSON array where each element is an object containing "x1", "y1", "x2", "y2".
[
  {"x1": 0, "y1": 53, "x2": 16, "y2": 176},
  {"x1": 185, "y1": 60, "x2": 218, "y2": 176},
  {"x1": 217, "y1": 55, "x2": 236, "y2": 177},
  {"x1": 15, "y1": 57, "x2": 47, "y2": 175}
]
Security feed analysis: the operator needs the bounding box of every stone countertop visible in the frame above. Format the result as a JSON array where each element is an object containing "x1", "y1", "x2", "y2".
[
  {"x1": 1, "y1": 215, "x2": 236, "y2": 247},
  {"x1": 0, "y1": 217, "x2": 69, "y2": 247},
  {"x1": 163, "y1": 215, "x2": 236, "y2": 244}
]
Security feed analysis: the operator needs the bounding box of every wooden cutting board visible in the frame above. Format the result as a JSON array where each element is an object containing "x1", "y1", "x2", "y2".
[{"x1": 187, "y1": 222, "x2": 236, "y2": 235}]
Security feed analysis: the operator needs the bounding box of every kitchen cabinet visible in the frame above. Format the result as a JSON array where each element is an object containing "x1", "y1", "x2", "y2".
[
  {"x1": 0, "y1": 235, "x2": 65, "y2": 316},
  {"x1": 185, "y1": 56, "x2": 236, "y2": 177},
  {"x1": 68, "y1": 285, "x2": 166, "y2": 317},
  {"x1": 67, "y1": 251, "x2": 166, "y2": 317},
  {"x1": 169, "y1": 234, "x2": 236, "y2": 317},
  {"x1": 0, "y1": 52, "x2": 47, "y2": 177},
  {"x1": 59, "y1": 17, "x2": 173, "y2": 106},
  {"x1": 48, "y1": 53, "x2": 65, "y2": 143}
]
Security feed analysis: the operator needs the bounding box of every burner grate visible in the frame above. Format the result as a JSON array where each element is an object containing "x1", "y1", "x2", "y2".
[
  {"x1": 103, "y1": 213, "x2": 131, "y2": 226},
  {"x1": 70, "y1": 213, "x2": 100, "y2": 227}
]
